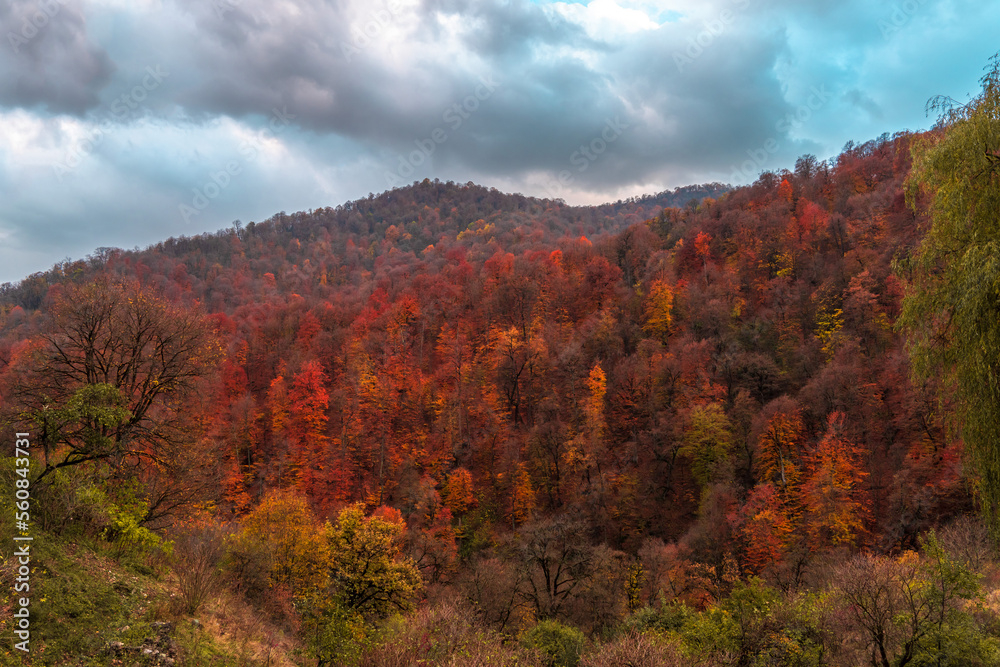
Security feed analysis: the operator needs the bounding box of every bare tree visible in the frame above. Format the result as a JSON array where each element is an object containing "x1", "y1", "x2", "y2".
[
  {"x1": 515, "y1": 516, "x2": 595, "y2": 620},
  {"x1": 834, "y1": 553, "x2": 928, "y2": 667}
]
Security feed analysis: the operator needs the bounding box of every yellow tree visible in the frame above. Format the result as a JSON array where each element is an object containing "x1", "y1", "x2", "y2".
[
  {"x1": 565, "y1": 362, "x2": 610, "y2": 498},
  {"x1": 236, "y1": 490, "x2": 330, "y2": 599},
  {"x1": 643, "y1": 280, "x2": 674, "y2": 341},
  {"x1": 444, "y1": 467, "x2": 475, "y2": 519},
  {"x1": 583, "y1": 362, "x2": 607, "y2": 434},
  {"x1": 679, "y1": 403, "x2": 732, "y2": 491}
]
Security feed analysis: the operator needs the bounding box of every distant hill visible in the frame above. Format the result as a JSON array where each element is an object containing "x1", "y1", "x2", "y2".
[{"x1": 0, "y1": 179, "x2": 728, "y2": 312}]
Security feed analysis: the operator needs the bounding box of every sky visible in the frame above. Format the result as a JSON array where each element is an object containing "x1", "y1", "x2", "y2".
[{"x1": 0, "y1": 0, "x2": 996, "y2": 284}]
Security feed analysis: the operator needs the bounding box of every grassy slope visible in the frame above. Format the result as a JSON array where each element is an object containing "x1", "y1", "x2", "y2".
[{"x1": 0, "y1": 528, "x2": 302, "y2": 666}]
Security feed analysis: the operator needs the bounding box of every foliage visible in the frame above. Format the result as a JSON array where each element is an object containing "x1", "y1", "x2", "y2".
[
  {"x1": 4, "y1": 278, "x2": 216, "y2": 485},
  {"x1": 511, "y1": 463, "x2": 536, "y2": 528},
  {"x1": 677, "y1": 579, "x2": 827, "y2": 667},
  {"x1": 327, "y1": 502, "x2": 423, "y2": 619},
  {"x1": 644, "y1": 280, "x2": 675, "y2": 341},
  {"x1": 834, "y1": 535, "x2": 997, "y2": 667},
  {"x1": 3, "y1": 87, "x2": 1000, "y2": 664},
  {"x1": 231, "y1": 490, "x2": 330, "y2": 601},
  {"x1": 311, "y1": 603, "x2": 370, "y2": 667},
  {"x1": 754, "y1": 402, "x2": 803, "y2": 491},
  {"x1": 618, "y1": 601, "x2": 694, "y2": 636},
  {"x1": 445, "y1": 467, "x2": 476, "y2": 516},
  {"x1": 102, "y1": 482, "x2": 167, "y2": 560},
  {"x1": 680, "y1": 403, "x2": 732, "y2": 490},
  {"x1": 798, "y1": 412, "x2": 868, "y2": 548},
  {"x1": 521, "y1": 619, "x2": 586, "y2": 667},
  {"x1": 900, "y1": 54, "x2": 1000, "y2": 536}
]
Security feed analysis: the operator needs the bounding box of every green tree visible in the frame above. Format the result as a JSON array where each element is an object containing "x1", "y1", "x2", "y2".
[
  {"x1": 679, "y1": 578, "x2": 826, "y2": 667},
  {"x1": 37, "y1": 383, "x2": 132, "y2": 471},
  {"x1": 326, "y1": 503, "x2": 422, "y2": 619},
  {"x1": 521, "y1": 619, "x2": 585, "y2": 667},
  {"x1": 899, "y1": 54, "x2": 1000, "y2": 534},
  {"x1": 914, "y1": 531, "x2": 996, "y2": 667}
]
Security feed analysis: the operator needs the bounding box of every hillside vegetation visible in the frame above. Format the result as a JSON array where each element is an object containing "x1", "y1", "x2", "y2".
[{"x1": 2, "y1": 64, "x2": 1000, "y2": 666}]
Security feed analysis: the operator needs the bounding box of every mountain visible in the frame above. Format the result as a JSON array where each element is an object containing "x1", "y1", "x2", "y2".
[
  {"x1": 0, "y1": 130, "x2": 983, "y2": 663},
  {"x1": 0, "y1": 131, "x2": 960, "y2": 544}
]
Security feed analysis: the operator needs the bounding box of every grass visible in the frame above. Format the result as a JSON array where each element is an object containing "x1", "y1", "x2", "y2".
[
  {"x1": 0, "y1": 532, "x2": 162, "y2": 666},
  {"x1": 0, "y1": 529, "x2": 304, "y2": 667}
]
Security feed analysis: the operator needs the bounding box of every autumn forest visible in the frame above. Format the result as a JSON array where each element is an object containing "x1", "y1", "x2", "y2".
[{"x1": 2, "y1": 63, "x2": 1000, "y2": 667}]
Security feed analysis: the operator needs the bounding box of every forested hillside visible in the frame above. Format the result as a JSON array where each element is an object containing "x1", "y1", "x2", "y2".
[{"x1": 1, "y1": 120, "x2": 997, "y2": 665}]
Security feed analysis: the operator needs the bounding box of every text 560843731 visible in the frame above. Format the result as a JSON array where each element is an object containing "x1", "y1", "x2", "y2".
[{"x1": 12, "y1": 432, "x2": 32, "y2": 653}]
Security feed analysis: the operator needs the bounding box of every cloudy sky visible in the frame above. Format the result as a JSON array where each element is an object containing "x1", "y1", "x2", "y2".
[{"x1": 0, "y1": 0, "x2": 996, "y2": 283}]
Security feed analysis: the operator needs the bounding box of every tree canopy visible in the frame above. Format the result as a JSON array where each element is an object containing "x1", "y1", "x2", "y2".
[{"x1": 900, "y1": 53, "x2": 1000, "y2": 533}]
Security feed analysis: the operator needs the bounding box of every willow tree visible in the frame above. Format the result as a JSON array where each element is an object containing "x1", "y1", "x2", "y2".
[{"x1": 899, "y1": 54, "x2": 1000, "y2": 533}]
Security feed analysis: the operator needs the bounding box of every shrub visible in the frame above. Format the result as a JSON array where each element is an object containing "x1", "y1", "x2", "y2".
[
  {"x1": 310, "y1": 603, "x2": 369, "y2": 667},
  {"x1": 521, "y1": 620, "x2": 585, "y2": 667},
  {"x1": 104, "y1": 492, "x2": 164, "y2": 560},
  {"x1": 580, "y1": 633, "x2": 685, "y2": 667},
  {"x1": 171, "y1": 519, "x2": 229, "y2": 615},
  {"x1": 618, "y1": 601, "x2": 693, "y2": 636},
  {"x1": 32, "y1": 465, "x2": 111, "y2": 536},
  {"x1": 357, "y1": 600, "x2": 540, "y2": 667}
]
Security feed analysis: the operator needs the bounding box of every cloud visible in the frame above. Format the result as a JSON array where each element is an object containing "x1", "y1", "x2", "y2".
[
  {"x1": 0, "y1": 0, "x2": 998, "y2": 282},
  {"x1": 135, "y1": 0, "x2": 801, "y2": 193},
  {"x1": 0, "y1": 0, "x2": 115, "y2": 114}
]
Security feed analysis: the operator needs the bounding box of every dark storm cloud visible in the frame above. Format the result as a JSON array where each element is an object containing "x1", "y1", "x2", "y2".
[
  {"x1": 170, "y1": 0, "x2": 597, "y2": 143},
  {"x1": 157, "y1": 0, "x2": 803, "y2": 190},
  {"x1": 0, "y1": 0, "x2": 114, "y2": 114}
]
